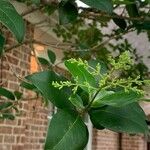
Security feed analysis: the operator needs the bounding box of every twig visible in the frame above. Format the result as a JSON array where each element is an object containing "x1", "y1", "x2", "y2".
[
  {"x1": 22, "y1": 95, "x2": 39, "y2": 101},
  {"x1": 5, "y1": 40, "x2": 34, "y2": 52},
  {"x1": 81, "y1": 10, "x2": 150, "y2": 22},
  {"x1": 5, "y1": 39, "x2": 73, "y2": 53},
  {"x1": 85, "y1": 88, "x2": 101, "y2": 111},
  {"x1": 5, "y1": 55, "x2": 28, "y2": 82},
  {"x1": 0, "y1": 80, "x2": 7, "y2": 86},
  {"x1": 91, "y1": 27, "x2": 136, "y2": 53},
  {"x1": 21, "y1": 6, "x2": 44, "y2": 17}
]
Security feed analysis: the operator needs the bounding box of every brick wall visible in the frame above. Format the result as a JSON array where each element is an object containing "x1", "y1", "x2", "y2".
[
  {"x1": 92, "y1": 129, "x2": 119, "y2": 150},
  {"x1": 0, "y1": 21, "x2": 148, "y2": 150},
  {"x1": 92, "y1": 129, "x2": 147, "y2": 150},
  {"x1": 0, "y1": 22, "x2": 49, "y2": 150},
  {"x1": 122, "y1": 134, "x2": 146, "y2": 150}
]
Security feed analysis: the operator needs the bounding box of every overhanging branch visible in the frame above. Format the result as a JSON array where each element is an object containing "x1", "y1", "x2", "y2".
[{"x1": 81, "y1": 11, "x2": 150, "y2": 22}]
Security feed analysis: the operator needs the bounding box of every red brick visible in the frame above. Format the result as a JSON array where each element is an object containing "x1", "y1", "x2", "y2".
[
  {"x1": 5, "y1": 119, "x2": 17, "y2": 126},
  {"x1": 0, "y1": 135, "x2": 3, "y2": 143},
  {"x1": 0, "y1": 126, "x2": 12, "y2": 134},
  {"x1": 4, "y1": 135, "x2": 15, "y2": 143},
  {"x1": 12, "y1": 145, "x2": 24, "y2": 150},
  {"x1": 7, "y1": 55, "x2": 19, "y2": 65},
  {"x1": 0, "y1": 144, "x2": 11, "y2": 150},
  {"x1": 0, "y1": 21, "x2": 146, "y2": 150},
  {"x1": 13, "y1": 128, "x2": 24, "y2": 134},
  {"x1": 13, "y1": 50, "x2": 23, "y2": 59}
]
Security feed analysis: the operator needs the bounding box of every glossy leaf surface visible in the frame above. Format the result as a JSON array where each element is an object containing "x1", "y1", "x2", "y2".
[
  {"x1": 48, "y1": 50, "x2": 56, "y2": 64},
  {"x1": 92, "y1": 90, "x2": 141, "y2": 107},
  {"x1": 90, "y1": 103, "x2": 148, "y2": 134},
  {"x1": 0, "y1": 0, "x2": 25, "y2": 42},
  {"x1": 65, "y1": 60, "x2": 97, "y2": 92},
  {"x1": 26, "y1": 71, "x2": 74, "y2": 110},
  {"x1": 0, "y1": 34, "x2": 5, "y2": 57},
  {"x1": 45, "y1": 110, "x2": 88, "y2": 150},
  {"x1": 81, "y1": 0, "x2": 113, "y2": 13},
  {"x1": 0, "y1": 87, "x2": 15, "y2": 100},
  {"x1": 59, "y1": 1, "x2": 78, "y2": 24}
]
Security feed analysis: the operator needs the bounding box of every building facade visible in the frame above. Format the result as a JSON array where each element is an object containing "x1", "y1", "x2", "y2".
[{"x1": 0, "y1": 1, "x2": 149, "y2": 150}]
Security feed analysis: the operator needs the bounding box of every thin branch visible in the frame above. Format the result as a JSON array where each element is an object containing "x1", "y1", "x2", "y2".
[
  {"x1": 81, "y1": 10, "x2": 150, "y2": 22},
  {"x1": 22, "y1": 95, "x2": 39, "y2": 101},
  {"x1": 91, "y1": 27, "x2": 136, "y2": 52},
  {"x1": 5, "y1": 55, "x2": 28, "y2": 82},
  {"x1": 85, "y1": 88, "x2": 101, "y2": 111},
  {"x1": 40, "y1": 0, "x2": 59, "y2": 5},
  {"x1": 21, "y1": 6, "x2": 44, "y2": 17},
  {"x1": 5, "y1": 40, "x2": 34, "y2": 52},
  {"x1": 5, "y1": 39, "x2": 73, "y2": 52},
  {"x1": 0, "y1": 80, "x2": 7, "y2": 86}
]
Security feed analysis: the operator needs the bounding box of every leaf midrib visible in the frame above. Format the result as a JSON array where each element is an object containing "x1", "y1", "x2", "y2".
[
  {"x1": 52, "y1": 115, "x2": 79, "y2": 150},
  {"x1": 94, "y1": 109, "x2": 146, "y2": 132},
  {"x1": 75, "y1": 64, "x2": 95, "y2": 90},
  {"x1": 0, "y1": 3, "x2": 20, "y2": 39}
]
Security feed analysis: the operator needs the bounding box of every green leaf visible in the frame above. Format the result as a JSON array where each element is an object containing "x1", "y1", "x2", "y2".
[
  {"x1": 0, "y1": 34, "x2": 5, "y2": 57},
  {"x1": 1, "y1": 113, "x2": 15, "y2": 120},
  {"x1": 89, "y1": 103, "x2": 148, "y2": 134},
  {"x1": 146, "y1": 0, "x2": 150, "y2": 4},
  {"x1": 0, "y1": 0, "x2": 25, "y2": 42},
  {"x1": 59, "y1": 1, "x2": 78, "y2": 24},
  {"x1": 88, "y1": 60, "x2": 107, "y2": 75},
  {"x1": 126, "y1": 4, "x2": 139, "y2": 18},
  {"x1": 126, "y1": 4, "x2": 139, "y2": 25},
  {"x1": 20, "y1": 81, "x2": 37, "y2": 91},
  {"x1": 31, "y1": 0, "x2": 40, "y2": 5},
  {"x1": 44, "y1": 5, "x2": 58, "y2": 15},
  {"x1": 136, "y1": 22, "x2": 150, "y2": 30},
  {"x1": 38, "y1": 57, "x2": 50, "y2": 66},
  {"x1": 88, "y1": 60, "x2": 107, "y2": 83},
  {"x1": 77, "y1": 88, "x2": 89, "y2": 106},
  {"x1": 141, "y1": 98, "x2": 150, "y2": 102},
  {"x1": 113, "y1": 14, "x2": 127, "y2": 30},
  {"x1": 0, "y1": 102, "x2": 13, "y2": 110},
  {"x1": 26, "y1": 71, "x2": 74, "y2": 110},
  {"x1": 12, "y1": 106, "x2": 19, "y2": 113},
  {"x1": 47, "y1": 50, "x2": 56, "y2": 64},
  {"x1": 65, "y1": 60, "x2": 97, "y2": 92},
  {"x1": 44, "y1": 110, "x2": 88, "y2": 150},
  {"x1": 92, "y1": 90, "x2": 142, "y2": 107},
  {"x1": 14, "y1": 91, "x2": 23, "y2": 100},
  {"x1": 92, "y1": 90, "x2": 114, "y2": 108},
  {"x1": 81, "y1": 0, "x2": 113, "y2": 13},
  {"x1": 69, "y1": 94, "x2": 84, "y2": 110},
  {"x1": 113, "y1": 0, "x2": 135, "y2": 5},
  {"x1": 0, "y1": 87, "x2": 15, "y2": 100},
  {"x1": 126, "y1": 3, "x2": 150, "y2": 30}
]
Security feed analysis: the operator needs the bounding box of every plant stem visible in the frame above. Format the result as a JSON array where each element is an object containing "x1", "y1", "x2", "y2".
[
  {"x1": 85, "y1": 67, "x2": 115, "y2": 111},
  {"x1": 80, "y1": 9, "x2": 150, "y2": 22},
  {"x1": 85, "y1": 88, "x2": 101, "y2": 110}
]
